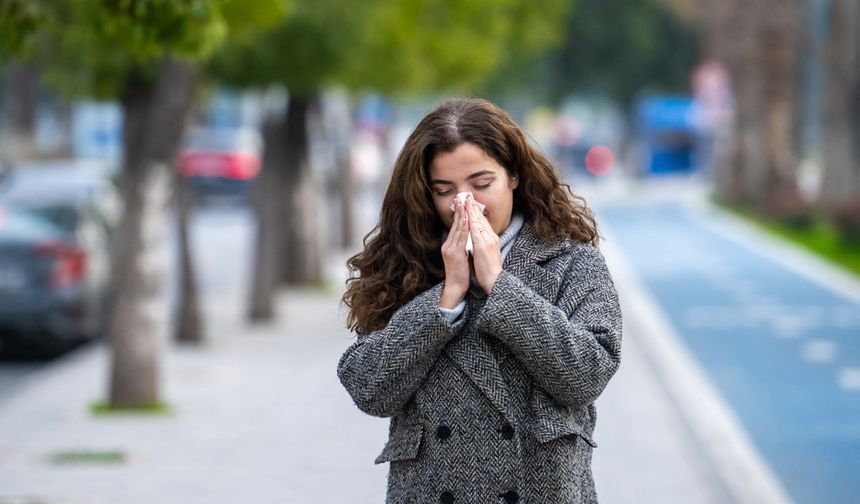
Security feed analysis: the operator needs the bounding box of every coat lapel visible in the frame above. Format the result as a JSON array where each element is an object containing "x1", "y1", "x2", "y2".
[
  {"x1": 502, "y1": 219, "x2": 570, "y2": 303},
  {"x1": 444, "y1": 219, "x2": 570, "y2": 425},
  {"x1": 445, "y1": 326, "x2": 516, "y2": 422}
]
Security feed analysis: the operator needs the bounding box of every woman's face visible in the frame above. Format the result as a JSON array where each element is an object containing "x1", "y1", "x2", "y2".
[{"x1": 428, "y1": 142, "x2": 518, "y2": 235}]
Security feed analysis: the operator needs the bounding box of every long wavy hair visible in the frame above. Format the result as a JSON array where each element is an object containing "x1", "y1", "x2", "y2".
[{"x1": 343, "y1": 97, "x2": 600, "y2": 335}]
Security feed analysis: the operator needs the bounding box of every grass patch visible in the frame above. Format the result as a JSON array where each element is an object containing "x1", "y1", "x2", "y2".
[
  {"x1": 47, "y1": 449, "x2": 127, "y2": 465},
  {"x1": 89, "y1": 400, "x2": 173, "y2": 417},
  {"x1": 286, "y1": 276, "x2": 339, "y2": 297},
  {"x1": 314, "y1": 276, "x2": 338, "y2": 297},
  {"x1": 717, "y1": 202, "x2": 860, "y2": 278}
]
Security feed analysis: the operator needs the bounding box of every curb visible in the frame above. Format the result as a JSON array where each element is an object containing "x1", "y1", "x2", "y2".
[{"x1": 688, "y1": 198, "x2": 860, "y2": 304}]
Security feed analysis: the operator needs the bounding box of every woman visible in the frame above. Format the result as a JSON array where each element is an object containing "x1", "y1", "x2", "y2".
[{"x1": 338, "y1": 97, "x2": 622, "y2": 504}]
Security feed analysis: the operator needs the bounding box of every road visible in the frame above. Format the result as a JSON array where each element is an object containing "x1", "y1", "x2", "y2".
[{"x1": 595, "y1": 197, "x2": 860, "y2": 504}]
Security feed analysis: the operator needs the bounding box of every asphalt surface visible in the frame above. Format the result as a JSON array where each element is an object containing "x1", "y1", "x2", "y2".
[{"x1": 596, "y1": 199, "x2": 860, "y2": 504}]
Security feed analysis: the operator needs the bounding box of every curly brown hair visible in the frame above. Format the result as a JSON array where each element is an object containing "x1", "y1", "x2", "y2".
[{"x1": 343, "y1": 97, "x2": 600, "y2": 335}]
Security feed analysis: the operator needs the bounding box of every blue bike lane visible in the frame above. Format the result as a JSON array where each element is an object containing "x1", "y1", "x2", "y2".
[{"x1": 596, "y1": 202, "x2": 860, "y2": 504}]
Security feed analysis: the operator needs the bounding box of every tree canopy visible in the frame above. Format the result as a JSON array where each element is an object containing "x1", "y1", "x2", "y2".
[
  {"x1": 528, "y1": 0, "x2": 699, "y2": 107},
  {"x1": 2, "y1": 0, "x2": 287, "y2": 98},
  {"x1": 208, "y1": 0, "x2": 574, "y2": 97}
]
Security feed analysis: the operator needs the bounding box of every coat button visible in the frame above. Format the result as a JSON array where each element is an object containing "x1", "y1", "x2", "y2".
[
  {"x1": 500, "y1": 490, "x2": 519, "y2": 503},
  {"x1": 500, "y1": 422, "x2": 515, "y2": 440},
  {"x1": 436, "y1": 425, "x2": 452, "y2": 441},
  {"x1": 440, "y1": 491, "x2": 455, "y2": 503}
]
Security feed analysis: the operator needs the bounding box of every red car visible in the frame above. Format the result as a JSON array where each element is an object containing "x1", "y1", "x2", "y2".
[{"x1": 178, "y1": 128, "x2": 262, "y2": 202}]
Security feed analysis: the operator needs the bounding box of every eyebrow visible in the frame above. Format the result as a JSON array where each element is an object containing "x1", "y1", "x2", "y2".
[{"x1": 429, "y1": 170, "x2": 497, "y2": 186}]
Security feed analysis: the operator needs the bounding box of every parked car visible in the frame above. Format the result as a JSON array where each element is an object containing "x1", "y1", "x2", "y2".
[
  {"x1": 0, "y1": 205, "x2": 96, "y2": 355},
  {"x1": 0, "y1": 159, "x2": 120, "y2": 354},
  {"x1": 552, "y1": 96, "x2": 624, "y2": 181},
  {"x1": 177, "y1": 127, "x2": 262, "y2": 203}
]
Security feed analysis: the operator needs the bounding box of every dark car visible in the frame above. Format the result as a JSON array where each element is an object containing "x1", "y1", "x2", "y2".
[
  {"x1": 0, "y1": 160, "x2": 120, "y2": 354},
  {"x1": 177, "y1": 127, "x2": 262, "y2": 203},
  {"x1": 0, "y1": 205, "x2": 95, "y2": 354}
]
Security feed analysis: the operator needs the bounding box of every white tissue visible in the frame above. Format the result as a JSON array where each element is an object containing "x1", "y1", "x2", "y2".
[{"x1": 449, "y1": 192, "x2": 486, "y2": 254}]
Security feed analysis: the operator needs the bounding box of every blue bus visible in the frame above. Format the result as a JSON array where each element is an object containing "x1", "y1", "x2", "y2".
[{"x1": 633, "y1": 95, "x2": 700, "y2": 176}]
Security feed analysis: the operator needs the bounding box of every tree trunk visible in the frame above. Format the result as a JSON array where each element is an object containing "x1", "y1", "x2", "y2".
[
  {"x1": 247, "y1": 113, "x2": 286, "y2": 321},
  {"x1": 322, "y1": 91, "x2": 355, "y2": 249},
  {"x1": 819, "y1": 0, "x2": 860, "y2": 209},
  {"x1": 756, "y1": 0, "x2": 804, "y2": 215},
  {"x1": 53, "y1": 100, "x2": 74, "y2": 158},
  {"x1": 699, "y1": 0, "x2": 742, "y2": 204},
  {"x1": 279, "y1": 95, "x2": 323, "y2": 286},
  {"x1": 0, "y1": 62, "x2": 39, "y2": 162},
  {"x1": 173, "y1": 171, "x2": 204, "y2": 344},
  {"x1": 338, "y1": 142, "x2": 355, "y2": 248},
  {"x1": 733, "y1": 7, "x2": 768, "y2": 208},
  {"x1": 108, "y1": 59, "x2": 197, "y2": 408},
  {"x1": 174, "y1": 96, "x2": 205, "y2": 342},
  {"x1": 703, "y1": 0, "x2": 804, "y2": 213}
]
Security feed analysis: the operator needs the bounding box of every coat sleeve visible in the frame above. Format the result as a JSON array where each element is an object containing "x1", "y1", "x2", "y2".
[
  {"x1": 337, "y1": 282, "x2": 466, "y2": 418},
  {"x1": 476, "y1": 244, "x2": 622, "y2": 409}
]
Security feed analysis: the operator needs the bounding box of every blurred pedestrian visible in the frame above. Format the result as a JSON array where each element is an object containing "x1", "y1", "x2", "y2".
[{"x1": 338, "y1": 97, "x2": 622, "y2": 504}]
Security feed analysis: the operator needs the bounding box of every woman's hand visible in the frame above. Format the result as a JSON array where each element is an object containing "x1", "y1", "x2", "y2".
[
  {"x1": 466, "y1": 195, "x2": 502, "y2": 294},
  {"x1": 440, "y1": 198, "x2": 471, "y2": 308}
]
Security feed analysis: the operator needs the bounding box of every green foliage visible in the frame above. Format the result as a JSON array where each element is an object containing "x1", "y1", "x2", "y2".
[
  {"x1": 505, "y1": 0, "x2": 580, "y2": 62},
  {"x1": 350, "y1": 0, "x2": 516, "y2": 92},
  {"x1": 94, "y1": 0, "x2": 228, "y2": 61},
  {"x1": 0, "y1": 0, "x2": 48, "y2": 60},
  {"x1": 209, "y1": 0, "x2": 359, "y2": 96},
  {"x1": 719, "y1": 202, "x2": 860, "y2": 279},
  {"x1": 477, "y1": 0, "x2": 572, "y2": 100},
  {"x1": 48, "y1": 449, "x2": 127, "y2": 465},
  {"x1": 5, "y1": 0, "x2": 286, "y2": 99},
  {"x1": 90, "y1": 399, "x2": 173, "y2": 415},
  {"x1": 542, "y1": 0, "x2": 699, "y2": 107},
  {"x1": 220, "y1": 0, "x2": 291, "y2": 43},
  {"x1": 209, "y1": 0, "x2": 574, "y2": 97},
  {"x1": 35, "y1": 0, "x2": 156, "y2": 98},
  {"x1": 348, "y1": 0, "x2": 573, "y2": 94}
]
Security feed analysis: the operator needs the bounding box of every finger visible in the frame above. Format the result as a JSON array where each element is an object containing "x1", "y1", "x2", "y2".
[
  {"x1": 453, "y1": 198, "x2": 464, "y2": 225},
  {"x1": 467, "y1": 198, "x2": 487, "y2": 237},
  {"x1": 443, "y1": 205, "x2": 462, "y2": 248},
  {"x1": 463, "y1": 197, "x2": 479, "y2": 235},
  {"x1": 468, "y1": 203, "x2": 498, "y2": 256},
  {"x1": 448, "y1": 199, "x2": 467, "y2": 248},
  {"x1": 456, "y1": 200, "x2": 470, "y2": 246},
  {"x1": 463, "y1": 196, "x2": 476, "y2": 235},
  {"x1": 469, "y1": 213, "x2": 485, "y2": 248},
  {"x1": 469, "y1": 200, "x2": 493, "y2": 236},
  {"x1": 464, "y1": 197, "x2": 478, "y2": 240}
]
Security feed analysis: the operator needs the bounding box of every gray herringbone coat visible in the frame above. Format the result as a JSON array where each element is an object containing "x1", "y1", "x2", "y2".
[{"x1": 337, "y1": 219, "x2": 622, "y2": 504}]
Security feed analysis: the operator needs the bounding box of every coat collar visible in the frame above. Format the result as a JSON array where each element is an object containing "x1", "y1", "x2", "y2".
[
  {"x1": 502, "y1": 218, "x2": 571, "y2": 301},
  {"x1": 444, "y1": 219, "x2": 571, "y2": 424}
]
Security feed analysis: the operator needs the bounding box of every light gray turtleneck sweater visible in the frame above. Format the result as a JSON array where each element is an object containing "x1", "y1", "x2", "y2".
[{"x1": 439, "y1": 213, "x2": 525, "y2": 323}]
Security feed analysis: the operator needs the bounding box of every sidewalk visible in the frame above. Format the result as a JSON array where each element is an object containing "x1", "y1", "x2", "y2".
[
  {"x1": 0, "y1": 252, "x2": 385, "y2": 503},
  {"x1": 0, "y1": 201, "x2": 757, "y2": 504}
]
